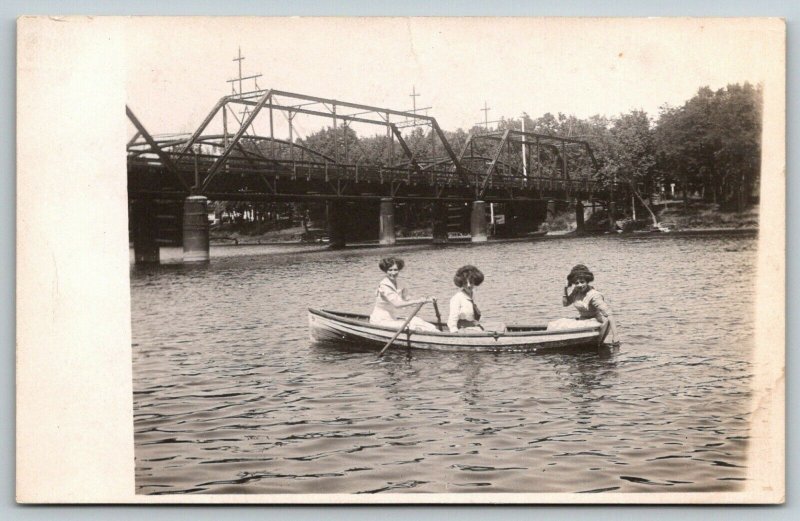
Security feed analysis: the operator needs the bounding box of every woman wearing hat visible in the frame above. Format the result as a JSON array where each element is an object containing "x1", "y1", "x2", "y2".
[
  {"x1": 549, "y1": 264, "x2": 619, "y2": 345},
  {"x1": 369, "y1": 256, "x2": 438, "y2": 332},
  {"x1": 447, "y1": 265, "x2": 485, "y2": 332}
]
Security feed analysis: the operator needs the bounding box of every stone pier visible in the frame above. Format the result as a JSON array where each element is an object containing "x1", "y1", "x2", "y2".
[
  {"x1": 378, "y1": 197, "x2": 396, "y2": 246},
  {"x1": 132, "y1": 199, "x2": 159, "y2": 264},
  {"x1": 608, "y1": 201, "x2": 617, "y2": 231},
  {"x1": 470, "y1": 200, "x2": 488, "y2": 242},
  {"x1": 182, "y1": 195, "x2": 210, "y2": 262},
  {"x1": 575, "y1": 201, "x2": 585, "y2": 234},
  {"x1": 431, "y1": 201, "x2": 449, "y2": 244},
  {"x1": 546, "y1": 199, "x2": 557, "y2": 223},
  {"x1": 327, "y1": 200, "x2": 347, "y2": 249}
]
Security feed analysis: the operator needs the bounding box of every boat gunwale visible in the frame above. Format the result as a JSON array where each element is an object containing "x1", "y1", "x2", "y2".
[{"x1": 308, "y1": 308, "x2": 599, "y2": 338}]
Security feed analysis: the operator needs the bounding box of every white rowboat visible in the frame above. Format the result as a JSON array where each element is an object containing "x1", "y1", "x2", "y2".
[{"x1": 308, "y1": 308, "x2": 604, "y2": 353}]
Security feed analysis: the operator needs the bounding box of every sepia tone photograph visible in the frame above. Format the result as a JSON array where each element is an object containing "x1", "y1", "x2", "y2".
[{"x1": 16, "y1": 16, "x2": 785, "y2": 504}]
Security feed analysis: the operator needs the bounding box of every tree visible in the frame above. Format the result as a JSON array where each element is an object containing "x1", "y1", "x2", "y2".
[
  {"x1": 654, "y1": 83, "x2": 762, "y2": 211},
  {"x1": 606, "y1": 110, "x2": 659, "y2": 225},
  {"x1": 296, "y1": 125, "x2": 361, "y2": 163}
]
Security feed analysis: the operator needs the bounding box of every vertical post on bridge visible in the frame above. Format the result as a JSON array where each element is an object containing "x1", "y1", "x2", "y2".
[
  {"x1": 470, "y1": 200, "x2": 488, "y2": 242},
  {"x1": 379, "y1": 197, "x2": 396, "y2": 246},
  {"x1": 288, "y1": 111, "x2": 295, "y2": 162},
  {"x1": 269, "y1": 104, "x2": 275, "y2": 158},
  {"x1": 332, "y1": 104, "x2": 339, "y2": 164}
]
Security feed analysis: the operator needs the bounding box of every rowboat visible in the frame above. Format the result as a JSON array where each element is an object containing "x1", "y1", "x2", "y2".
[{"x1": 308, "y1": 308, "x2": 605, "y2": 353}]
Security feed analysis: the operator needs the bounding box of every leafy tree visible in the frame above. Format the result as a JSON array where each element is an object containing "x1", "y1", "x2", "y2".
[
  {"x1": 296, "y1": 125, "x2": 360, "y2": 162},
  {"x1": 602, "y1": 110, "x2": 659, "y2": 224},
  {"x1": 654, "y1": 83, "x2": 761, "y2": 211}
]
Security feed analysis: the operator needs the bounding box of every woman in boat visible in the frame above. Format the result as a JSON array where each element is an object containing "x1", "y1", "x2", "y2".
[
  {"x1": 550, "y1": 264, "x2": 619, "y2": 345},
  {"x1": 369, "y1": 257, "x2": 438, "y2": 332},
  {"x1": 447, "y1": 265, "x2": 485, "y2": 333}
]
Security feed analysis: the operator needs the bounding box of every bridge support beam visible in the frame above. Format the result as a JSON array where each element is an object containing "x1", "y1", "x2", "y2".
[
  {"x1": 431, "y1": 201, "x2": 449, "y2": 244},
  {"x1": 470, "y1": 200, "x2": 488, "y2": 242},
  {"x1": 327, "y1": 200, "x2": 347, "y2": 249},
  {"x1": 132, "y1": 199, "x2": 159, "y2": 264},
  {"x1": 379, "y1": 197, "x2": 396, "y2": 246},
  {"x1": 575, "y1": 201, "x2": 585, "y2": 234},
  {"x1": 504, "y1": 202, "x2": 517, "y2": 238},
  {"x1": 183, "y1": 196, "x2": 210, "y2": 262}
]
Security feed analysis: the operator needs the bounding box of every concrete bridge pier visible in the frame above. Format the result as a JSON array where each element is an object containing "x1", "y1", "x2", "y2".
[
  {"x1": 379, "y1": 197, "x2": 396, "y2": 246},
  {"x1": 327, "y1": 200, "x2": 347, "y2": 249},
  {"x1": 575, "y1": 201, "x2": 585, "y2": 234},
  {"x1": 132, "y1": 199, "x2": 159, "y2": 264},
  {"x1": 608, "y1": 201, "x2": 617, "y2": 231},
  {"x1": 504, "y1": 202, "x2": 517, "y2": 237},
  {"x1": 470, "y1": 200, "x2": 488, "y2": 242},
  {"x1": 183, "y1": 195, "x2": 210, "y2": 262},
  {"x1": 546, "y1": 199, "x2": 558, "y2": 223},
  {"x1": 431, "y1": 201, "x2": 449, "y2": 244}
]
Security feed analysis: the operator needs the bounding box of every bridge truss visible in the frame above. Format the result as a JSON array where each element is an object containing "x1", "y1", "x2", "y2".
[{"x1": 127, "y1": 89, "x2": 619, "y2": 203}]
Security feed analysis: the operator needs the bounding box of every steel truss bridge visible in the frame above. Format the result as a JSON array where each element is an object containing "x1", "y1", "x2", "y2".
[{"x1": 127, "y1": 89, "x2": 624, "y2": 205}]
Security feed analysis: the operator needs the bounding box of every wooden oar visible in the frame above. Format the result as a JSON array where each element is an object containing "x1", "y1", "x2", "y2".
[
  {"x1": 378, "y1": 301, "x2": 426, "y2": 357},
  {"x1": 432, "y1": 298, "x2": 443, "y2": 331}
]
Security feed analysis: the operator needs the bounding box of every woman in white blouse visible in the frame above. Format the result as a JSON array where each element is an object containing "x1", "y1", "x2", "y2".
[
  {"x1": 547, "y1": 264, "x2": 619, "y2": 346},
  {"x1": 369, "y1": 257, "x2": 437, "y2": 331},
  {"x1": 447, "y1": 265, "x2": 485, "y2": 333}
]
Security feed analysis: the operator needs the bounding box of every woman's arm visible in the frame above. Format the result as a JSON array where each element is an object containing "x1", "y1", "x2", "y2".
[
  {"x1": 590, "y1": 291, "x2": 618, "y2": 343},
  {"x1": 380, "y1": 284, "x2": 427, "y2": 308},
  {"x1": 561, "y1": 285, "x2": 573, "y2": 307},
  {"x1": 447, "y1": 294, "x2": 461, "y2": 332}
]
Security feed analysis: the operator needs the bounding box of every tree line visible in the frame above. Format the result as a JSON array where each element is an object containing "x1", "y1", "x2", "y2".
[
  {"x1": 298, "y1": 82, "x2": 761, "y2": 213},
  {"x1": 228, "y1": 82, "x2": 760, "y2": 225}
]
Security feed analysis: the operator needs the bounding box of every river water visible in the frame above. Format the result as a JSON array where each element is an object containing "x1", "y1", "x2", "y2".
[{"x1": 131, "y1": 233, "x2": 756, "y2": 495}]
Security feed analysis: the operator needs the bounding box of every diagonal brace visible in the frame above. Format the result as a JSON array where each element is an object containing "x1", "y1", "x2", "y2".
[
  {"x1": 126, "y1": 106, "x2": 190, "y2": 191},
  {"x1": 479, "y1": 128, "x2": 510, "y2": 198},
  {"x1": 176, "y1": 97, "x2": 227, "y2": 162},
  {"x1": 202, "y1": 89, "x2": 273, "y2": 192},
  {"x1": 430, "y1": 120, "x2": 469, "y2": 187},
  {"x1": 389, "y1": 124, "x2": 420, "y2": 173}
]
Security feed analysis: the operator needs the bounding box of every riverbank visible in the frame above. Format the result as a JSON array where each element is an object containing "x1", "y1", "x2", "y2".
[
  {"x1": 209, "y1": 202, "x2": 758, "y2": 246},
  {"x1": 657, "y1": 201, "x2": 759, "y2": 230}
]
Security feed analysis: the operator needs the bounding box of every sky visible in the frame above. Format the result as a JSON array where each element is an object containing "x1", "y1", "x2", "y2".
[{"x1": 125, "y1": 17, "x2": 782, "y2": 140}]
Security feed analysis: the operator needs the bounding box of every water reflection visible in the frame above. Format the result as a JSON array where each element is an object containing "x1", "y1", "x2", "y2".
[{"x1": 132, "y1": 234, "x2": 755, "y2": 494}]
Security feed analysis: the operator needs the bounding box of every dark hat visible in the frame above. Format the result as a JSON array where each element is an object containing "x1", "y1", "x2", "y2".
[{"x1": 567, "y1": 264, "x2": 594, "y2": 284}]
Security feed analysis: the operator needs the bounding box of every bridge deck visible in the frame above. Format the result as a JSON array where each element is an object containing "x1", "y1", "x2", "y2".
[{"x1": 128, "y1": 153, "x2": 619, "y2": 203}]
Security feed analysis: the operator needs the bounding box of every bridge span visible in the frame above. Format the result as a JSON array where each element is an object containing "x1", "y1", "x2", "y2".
[{"x1": 127, "y1": 88, "x2": 625, "y2": 263}]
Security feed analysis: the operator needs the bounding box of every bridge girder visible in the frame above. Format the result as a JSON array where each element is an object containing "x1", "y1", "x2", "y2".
[{"x1": 127, "y1": 89, "x2": 623, "y2": 205}]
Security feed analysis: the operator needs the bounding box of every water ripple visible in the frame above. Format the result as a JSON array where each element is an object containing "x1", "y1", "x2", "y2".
[{"x1": 132, "y1": 234, "x2": 755, "y2": 494}]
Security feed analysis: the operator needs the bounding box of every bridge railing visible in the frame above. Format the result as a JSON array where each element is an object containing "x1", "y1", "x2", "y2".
[{"x1": 128, "y1": 151, "x2": 618, "y2": 198}]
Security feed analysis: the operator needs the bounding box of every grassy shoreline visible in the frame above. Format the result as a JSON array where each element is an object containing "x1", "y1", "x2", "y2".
[{"x1": 210, "y1": 202, "x2": 759, "y2": 245}]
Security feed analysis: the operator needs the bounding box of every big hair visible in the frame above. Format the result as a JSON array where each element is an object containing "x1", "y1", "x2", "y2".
[
  {"x1": 379, "y1": 257, "x2": 405, "y2": 272},
  {"x1": 567, "y1": 264, "x2": 594, "y2": 284},
  {"x1": 453, "y1": 265, "x2": 485, "y2": 288}
]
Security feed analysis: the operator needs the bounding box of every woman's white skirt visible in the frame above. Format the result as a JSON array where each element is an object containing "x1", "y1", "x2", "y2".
[
  {"x1": 546, "y1": 317, "x2": 601, "y2": 331},
  {"x1": 369, "y1": 315, "x2": 439, "y2": 332}
]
